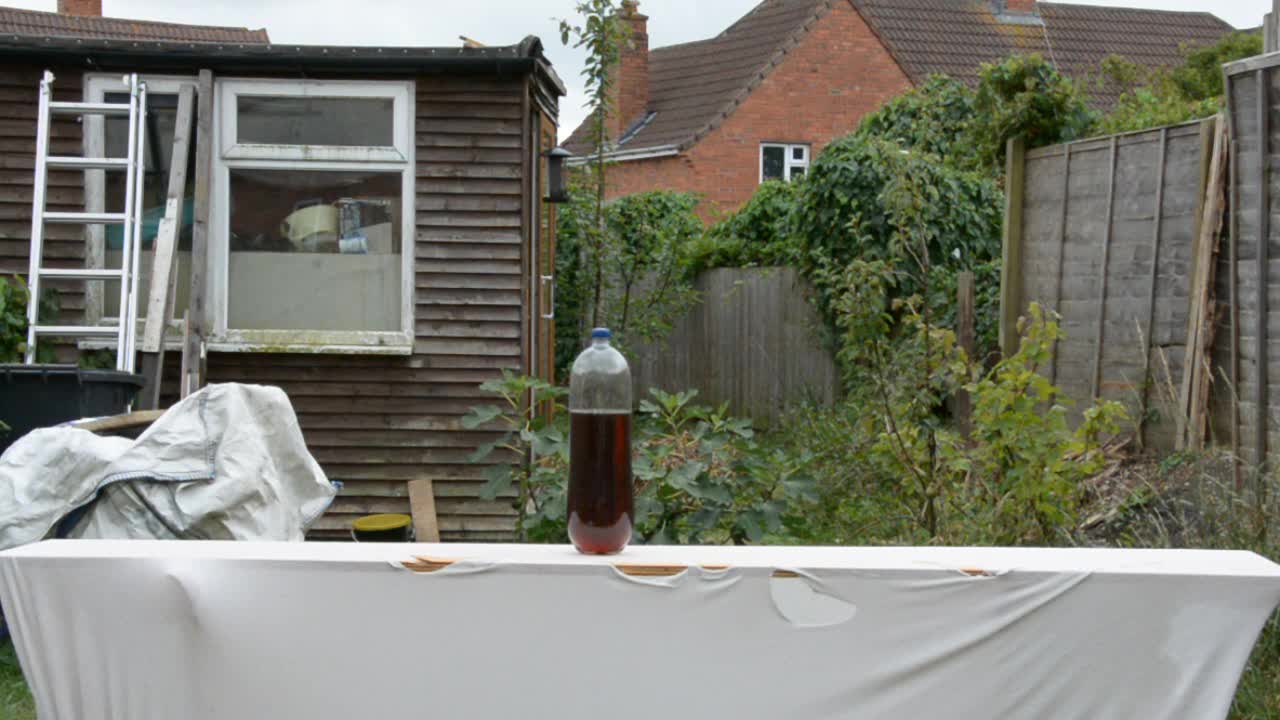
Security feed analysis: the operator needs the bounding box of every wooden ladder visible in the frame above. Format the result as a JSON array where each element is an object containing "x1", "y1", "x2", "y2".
[{"x1": 135, "y1": 83, "x2": 196, "y2": 409}]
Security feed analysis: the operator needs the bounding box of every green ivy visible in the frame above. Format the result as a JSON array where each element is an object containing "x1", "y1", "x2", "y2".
[
  {"x1": 853, "y1": 75, "x2": 979, "y2": 168},
  {"x1": 0, "y1": 276, "x2": 57, "y2": 364}
]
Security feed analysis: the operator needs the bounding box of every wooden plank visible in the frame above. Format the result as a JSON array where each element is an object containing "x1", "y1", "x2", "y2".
[
  {"x1": 1183, "y1": 117, "x2": 1227, "y2": 450},
  {"x1": 1091, "y1": 136, "x2": 1119, "y2": 401},
  {"x1": 956, "y1": 271, "x2": 974, "y2": 440},
  {"x1": 1230, "y1": 132, "x2": 1242, "y2": 486},
  {"x1": 1256, "y1": 69, "x2": 1270, "y2": 468},
  {"x1": 1179, "y1": 118, "x2": 1217, "y2": 440},
  {"x1": 999, "y1": 136, "x2": 1026, "y2": 359},
  {"x1": 142, "y1": 84, "x2": 194, "y2": 354},
  {"x1": 1049, "y1": 143, "x2": 1071, "y2": 387},
  {"x1": 408, "y1": 478, "x2": 441, "y2": 543},
  {"x1": 1138, "y1": 128, "x2": 1168, "y2": 449},
  {"x1": 182, "y1": 70, "x2": 213, "y2": 399},
  {"x1": 138, "y1": 84, "x2": 195, "y2": 410}
]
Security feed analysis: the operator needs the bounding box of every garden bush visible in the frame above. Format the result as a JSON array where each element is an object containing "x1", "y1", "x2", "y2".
[
  {"x1": 554, "y1": 188, "x2": 702, "y2": 379},
  {"x1": 463, "y1": 372, "x2": 816, "y2": 545}
]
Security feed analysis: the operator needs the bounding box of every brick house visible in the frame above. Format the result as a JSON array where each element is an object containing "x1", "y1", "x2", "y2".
[{"x1": 565, "y1": 0, "x2": 1234, "y2": 218}]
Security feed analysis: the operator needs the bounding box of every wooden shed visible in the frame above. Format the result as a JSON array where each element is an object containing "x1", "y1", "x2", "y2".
[{"x1": 0, "y1": 30, "x2": 565, "y2": 540}]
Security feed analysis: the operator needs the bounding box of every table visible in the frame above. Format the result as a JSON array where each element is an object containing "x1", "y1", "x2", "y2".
[{"x1": 2, "y1": 541, "x2": 1278, "y2": 719}]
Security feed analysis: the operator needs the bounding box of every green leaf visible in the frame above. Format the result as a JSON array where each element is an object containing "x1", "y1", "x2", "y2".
[
  {"x1": 461, "y1": 405, "x2": 503, "y2": 430},
  {"x1": 478, "y1": 464, "x2": 515, "y2": 501},
  {"x1": 736, "y1": 511, "x2": 764, "y2": 543}
]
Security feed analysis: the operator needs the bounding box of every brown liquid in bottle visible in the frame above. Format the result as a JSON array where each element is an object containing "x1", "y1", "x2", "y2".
[{"x1": 568, "y1": 411, "x2": 633, "y2": 554}]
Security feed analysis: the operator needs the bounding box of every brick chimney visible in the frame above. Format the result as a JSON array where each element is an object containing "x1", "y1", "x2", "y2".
[
  {"x1": 998, "y1": 0, "x2": 1036, "y2": 13},
  {"x1": 58, "y1": 0, "x2": 102, "y2": 16},
  {"x1": 610, "y1": 0, "x2": 650, "y2": 143}
]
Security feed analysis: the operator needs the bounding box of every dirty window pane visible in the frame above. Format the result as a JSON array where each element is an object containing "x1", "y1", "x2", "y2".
[
  {"x1": 103, "y1": 91, "x2": 193, "y2": 320},
  {"x1": 762, "y1": 145, "x2": 785, "y2": 181},
  {"x1": 227, "y1": 169, "x2": 401, "y2": 332},
  {"x1": 237, "y1": 96, "x2": 394, "y2": 147}
]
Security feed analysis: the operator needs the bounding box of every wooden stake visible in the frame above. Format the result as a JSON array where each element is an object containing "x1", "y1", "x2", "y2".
[
  {"x1": 407, "y1": 478, "x2": 441, "y2": 543},
  {"x1": 1138, "y1": 129, "x2": 1168, "y2": 451},
  {"x1": 956, "y1": 271, "x2": 975, "y2": 440},
  {"x1": 999, "y1": 137, "x2": 1026, "y2": 359},
  {"x1": 1049, "y1": 144, "x2": 1071, "y2": 387},
  {"x1": 1090, "y1": 136, "x2": 1119, "y2": 402}
]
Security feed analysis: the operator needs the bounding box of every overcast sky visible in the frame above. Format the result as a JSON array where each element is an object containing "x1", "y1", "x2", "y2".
[{"x1": 1, "y1": 0, "x2": 1270, "y2": 139}]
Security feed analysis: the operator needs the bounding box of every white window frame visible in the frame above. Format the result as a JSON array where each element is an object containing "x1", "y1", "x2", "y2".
[
  {"x1": 82, "y1": 73, "x2": 197, "y2": 337},
  {"x1": 210, "y1": 78, "x2": 416, "y2": 355},
  {"x1": 219, "y1": 79, "x2": 411, "y2": 163},
  {"x1": 760, "y1": 142, "x2": 810, "y2": 183}
]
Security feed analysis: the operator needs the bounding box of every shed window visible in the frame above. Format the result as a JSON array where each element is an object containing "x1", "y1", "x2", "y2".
[
  {"x1": 227, "y1": 169, "x2": 401, "y2": 332},
  {"x1": 761, "y1": 143, "x2": 809, "y2": 183},
  {"x1": 213, "y1": 79, "x2": 415, "y2": 353},
  {"x1": 236, "y1": 96, "x2": 394, "y2": 147}
]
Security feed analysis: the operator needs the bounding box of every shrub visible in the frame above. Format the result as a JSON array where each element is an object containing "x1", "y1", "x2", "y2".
[
  {"x1": 554, "y1": 188, "x2": 702, "y2": 379},
  {"x1": 1095, "y1": 32, "x2": 1262, "y2": 135},
  {"x1": 463, "y1": 373, "x2": 816, "y2": 545},
  {"x1": 970, "y1": 54, "x2": 1095, "y2": 170},
  {"x1": 686, "y1": 179, "x2": 802, "y2": 276},
  {"x1": 853, "y1": 75, "x2": 978, "y2": 167}
]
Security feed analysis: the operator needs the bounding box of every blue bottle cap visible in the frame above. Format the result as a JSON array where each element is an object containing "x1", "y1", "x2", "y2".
[{"x1": 591, "y1": 328, "x2": 612, "y2": 339}]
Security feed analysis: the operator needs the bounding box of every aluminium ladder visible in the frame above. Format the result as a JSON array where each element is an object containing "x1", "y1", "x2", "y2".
[{"x1": 24, "y1": 71, "x2": 147, "y2": 373}]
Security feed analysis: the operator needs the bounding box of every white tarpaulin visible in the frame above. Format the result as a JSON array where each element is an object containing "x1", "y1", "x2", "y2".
[
  {"x1": 0, "y1": 383, "x2": 335, "y2": 550},
  {"x1": 1, "y1": 541, "x2": 1278, "y2": 719}
]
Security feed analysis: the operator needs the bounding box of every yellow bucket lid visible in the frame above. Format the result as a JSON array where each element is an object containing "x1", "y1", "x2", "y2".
[{"x1": 352, "y1": 513, "x2": 412, "y2": 533}]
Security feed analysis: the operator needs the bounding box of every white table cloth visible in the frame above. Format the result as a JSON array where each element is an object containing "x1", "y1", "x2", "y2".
[{"x1": 2, "y1": 540, "x2": 1279, "y2": 719}]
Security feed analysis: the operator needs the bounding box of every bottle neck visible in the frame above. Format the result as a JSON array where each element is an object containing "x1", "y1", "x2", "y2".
[{"x1": 592, "y1": 338, "x2": 610, "y2": 349}]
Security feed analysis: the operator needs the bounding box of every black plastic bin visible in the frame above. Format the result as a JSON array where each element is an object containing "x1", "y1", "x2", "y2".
[{"x1": 0, "y1": 364, "x2": 144, "y2": 455}]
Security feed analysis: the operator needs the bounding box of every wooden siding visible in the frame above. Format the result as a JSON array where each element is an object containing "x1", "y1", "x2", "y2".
[
  {"x1": 0, "y1": 64, "x2": 83, "y2": 362},
  {"x1": 0, "y1": 65, "x2": 541, "y2": 541}
]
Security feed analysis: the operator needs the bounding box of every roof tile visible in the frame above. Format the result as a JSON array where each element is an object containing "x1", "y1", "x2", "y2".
[
  {"x1": 0, "y1": 5, "x2": 269, "y2": 44},
  {"x1": 567, "y1": 0, "x2": 1234, "y2": 157}
]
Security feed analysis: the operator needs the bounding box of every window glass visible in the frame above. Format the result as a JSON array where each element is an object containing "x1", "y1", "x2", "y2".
[
  {"x1": 237, "y1": 96, "x2": 394, "y2": 147},
  {"x1": 792, "y1": 147, "x2": 806, "y2": 162},
  {"x1": 227, "y1": 169, "x2": 401, "y2": 332},
  {"x1": 103, "y1": 91, "x2": 193, "y2": 319},
  {"x1": 791, "y1": 166, "x2": 806, "y2": 180},
  {"x1": 762, "y1": 145, "x2": 786, "y2": 181}
]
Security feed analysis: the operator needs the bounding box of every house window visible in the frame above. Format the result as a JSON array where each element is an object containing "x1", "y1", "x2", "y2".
[
  {"x1": 213, "y1": 79, "x2": 415, "y2": 352},
  {"x1": 760, "y1": 143, "x2": 809, "y2": 183}
]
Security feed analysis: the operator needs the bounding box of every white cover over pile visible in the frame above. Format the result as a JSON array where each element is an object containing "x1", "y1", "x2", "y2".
[
  {"x1": 0, "y1": 383, "x2": 335, "y2": 549},
  {"x1": 1, "y1": 541, "x2": 1278, "y2": 719}
]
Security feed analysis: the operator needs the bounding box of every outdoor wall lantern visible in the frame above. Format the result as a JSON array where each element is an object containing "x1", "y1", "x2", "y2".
[{"x1": 546, "y1": 146, "x2": 573, "y2": 203}]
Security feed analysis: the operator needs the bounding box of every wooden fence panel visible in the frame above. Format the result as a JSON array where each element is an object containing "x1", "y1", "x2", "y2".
[
  {"x1": 632, "y1": 267, "x2": 838, "y2": 425},
  {"x1": 1010, "y1": 121, "x2": 1211, "y2": 452}
]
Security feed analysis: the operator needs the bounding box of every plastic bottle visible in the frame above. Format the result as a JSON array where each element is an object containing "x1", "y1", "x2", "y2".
[{"x1": 567, "y1": 328, "x2": 634, "y2": 554}]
